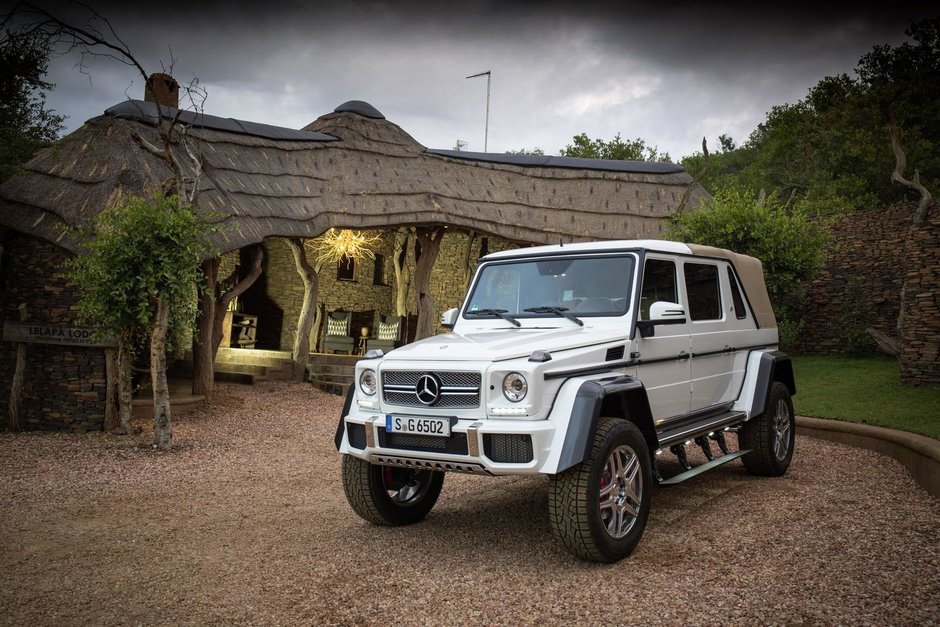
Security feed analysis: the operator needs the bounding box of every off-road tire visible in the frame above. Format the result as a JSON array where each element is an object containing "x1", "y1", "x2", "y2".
[
  {"x1": 548, "y1": 417, "x2": 652, "y2": 562},
  {"x1": 740, "y1": 382, "x2": 795, "y2": 476},
  {"x1": 342, "y1": 455, "x2": 444, "y2": 526}
]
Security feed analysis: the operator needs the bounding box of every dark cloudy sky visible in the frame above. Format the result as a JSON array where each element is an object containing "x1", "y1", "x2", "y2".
[{"x1": 36, "y1": 0, "x2": 939, "y2": 160}]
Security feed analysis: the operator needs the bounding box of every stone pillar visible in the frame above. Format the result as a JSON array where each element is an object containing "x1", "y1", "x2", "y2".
[{"x1": 899, "y1": 215, "x2": 940, "y2": 385}]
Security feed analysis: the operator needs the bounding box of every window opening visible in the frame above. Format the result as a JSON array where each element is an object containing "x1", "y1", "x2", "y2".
[
  {"x1": 727, "y1": 267, "x2": 747, "y2": 319},
  {"x1": 373, "y1": 254, "x2": 386, "y2": 285},
  {"x1": 639, "y1": 259, "x2": 678, "y2": 320},
  {"x1": 337, "y1": 255, "x2": 356, "y2": 281},
  {"x1": 684, "y1": 263, "x2": 722, "y2": 321}
]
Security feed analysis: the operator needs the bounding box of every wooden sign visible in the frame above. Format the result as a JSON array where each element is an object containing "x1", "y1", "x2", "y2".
[{"x1": 2, "y1": 322, "x2": 117, "y2": 348}]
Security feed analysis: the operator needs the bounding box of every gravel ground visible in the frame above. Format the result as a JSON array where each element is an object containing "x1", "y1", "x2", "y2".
[{"x1": 1, "y1": 381, "x2": 937, "y2": 626}]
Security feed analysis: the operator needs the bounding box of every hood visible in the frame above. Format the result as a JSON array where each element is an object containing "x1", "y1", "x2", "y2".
[{"x1": 386, "y1": 325, "x2": 629, "y2": 362}]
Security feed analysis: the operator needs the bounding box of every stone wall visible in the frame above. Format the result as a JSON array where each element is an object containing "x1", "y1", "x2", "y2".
[
  {"x1": 898, "y1": 214, "x2": 940, "y2": 386},
  {"x1": 795, "y1": 202, "x2": 939, "y2": 385},
  {"x1": 0, "y1": 233, "x2": 107, "y2": 431},
  {"x1": 244, "y1": 230, "x2": 522, "y2": 352},
  {"x1": 795, "y1": 205, "x2": 913, "y2": 354}
]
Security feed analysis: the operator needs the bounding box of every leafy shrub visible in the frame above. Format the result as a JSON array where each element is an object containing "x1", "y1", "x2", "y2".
[{"x1": 666, "y1": 187, "x2": 828, "y2": 347}]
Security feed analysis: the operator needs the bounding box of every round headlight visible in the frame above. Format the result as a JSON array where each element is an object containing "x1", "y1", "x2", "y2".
[
  {"x1": 502, "y1": 372, "x2": 528, "y2": 402},
  {"x1": 359, "y1": 369, "x2": 377, "y2": 396}
]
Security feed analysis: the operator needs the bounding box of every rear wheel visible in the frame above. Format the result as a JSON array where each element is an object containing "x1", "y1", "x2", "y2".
[
  {"x1": 740, "y1": 382, "x2": 795, "y2": 476},
  {"x1": 548, "y1": 417, "x2": 652, "y2": 562},
  {"x1": 342, "y1": 455, "x2": 444, "y2": 526}
]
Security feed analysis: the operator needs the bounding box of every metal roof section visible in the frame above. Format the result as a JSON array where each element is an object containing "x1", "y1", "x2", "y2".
[
  {"x1": 483, "y1": 239, "x2": 693, "y2": 260},
  {"x1": 104, "y1": 100, "x2": 339, "y2": 142},
  {"x1": 427, "y1": 149, "x2": 686, "y2": 174},
  {"x1": 333, "y1": 100, "x2": 386, "y2": 119}
]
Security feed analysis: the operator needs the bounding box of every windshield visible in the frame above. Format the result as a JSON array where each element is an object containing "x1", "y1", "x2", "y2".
[{"x1": 464, "y1": 254, "x2": 636, "y2": 319}]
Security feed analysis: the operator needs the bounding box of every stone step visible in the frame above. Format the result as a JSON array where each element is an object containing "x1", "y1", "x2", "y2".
[
  {"x1": 310, "y1": 364, "x2": 356, "y2": 376},
  {"x1": 313, "y1": 373, "x2": 355, "y2": 385},
  {"x1": 315, "y1": 381, "x2": 350, "y2": 396}
]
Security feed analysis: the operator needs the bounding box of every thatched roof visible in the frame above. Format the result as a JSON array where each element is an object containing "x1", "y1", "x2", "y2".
[{"x1": 0, "y1": 99, "x2": 708, "y2": 254}]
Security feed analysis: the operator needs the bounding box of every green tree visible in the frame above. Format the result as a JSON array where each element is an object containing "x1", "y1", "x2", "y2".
[
  {"x1": 0, "y1": 29, "x2": 65, "y2": 181},
  {"x1": 561, "y1": 132, "x2": 671, "y2": 163},
  {"x1": 67, "y1": 192, "x2": 216, "y2": 447},
  {"x1": 683, "y1": 19, "x2": 939, "y2": 215},
  {"x1": 505, "y1": 147, "x2": 545, "y2": 156},
  {"x1": 666, "y1": 187, "x2": 828, "y2": 347}
]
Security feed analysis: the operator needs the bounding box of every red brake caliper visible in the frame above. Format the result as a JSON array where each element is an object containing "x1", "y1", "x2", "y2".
[{"x1": 599, "y1": 471, "x2": 611, "y2": 503}]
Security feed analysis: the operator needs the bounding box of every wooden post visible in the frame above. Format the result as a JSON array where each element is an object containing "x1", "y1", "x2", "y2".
[
  {"x1": 414, "y1": 227, "x2": 444, "y2": 341},
  {"x1": 7, "y1": 303, "x2": 28, "y2": 431},
  {"x1": 151, "y1": 297, "x2": 172, "y2": 449},
  {"x1": 286, "y1": 238, "x2": 320, "y2": 379}
]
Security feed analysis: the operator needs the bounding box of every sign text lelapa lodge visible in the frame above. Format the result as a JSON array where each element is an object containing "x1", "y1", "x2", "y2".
[{"x1": 2, "y1": 322, "x2": 117, "y2": 348}]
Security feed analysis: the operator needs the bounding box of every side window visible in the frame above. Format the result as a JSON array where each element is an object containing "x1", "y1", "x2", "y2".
[
  {"x1": 684, "y1": 263, "x2": 722, "y2": 321},
  {"x1": 727, "y1": 267, "x2": 747, "y2": 320},
  {"x1": 640, "y1": 259, "x2": 678, "y2": 320}
]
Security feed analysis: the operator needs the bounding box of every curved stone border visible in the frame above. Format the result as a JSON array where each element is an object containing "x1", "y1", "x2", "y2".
[{"x1": 797, "y1": 416, "x2": 940, "y2": 498}]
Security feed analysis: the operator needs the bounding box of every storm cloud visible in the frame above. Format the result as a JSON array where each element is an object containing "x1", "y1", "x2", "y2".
[{"x1": 39, "y1": 0, "x2": 939, "y2": 160}]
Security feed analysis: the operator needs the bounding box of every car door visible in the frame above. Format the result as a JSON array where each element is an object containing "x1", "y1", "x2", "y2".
[
  {"x1": 685, "y1": 260, "x2": 737, "y2": 411},
  {"x1": 634, "y1": 256, "x2": 692, "y2": 422}
]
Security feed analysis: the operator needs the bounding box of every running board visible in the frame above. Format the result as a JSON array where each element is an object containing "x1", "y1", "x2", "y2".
[
  {"x1": 658, "y1": 449, "x2": 750, "y2": 486},
  {"x1": 656, "y1": 410, "x2": 748, "y2": 448}
]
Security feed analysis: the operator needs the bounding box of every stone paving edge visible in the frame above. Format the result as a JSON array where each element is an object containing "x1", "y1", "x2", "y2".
[{"x1": 797, "y1": 416, "x2": 940, "y2": 499}]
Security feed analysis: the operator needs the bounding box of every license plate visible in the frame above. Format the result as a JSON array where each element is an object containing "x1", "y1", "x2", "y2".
[{"x1": 386, "y1": 414, "x2": 451, "y2": 437}]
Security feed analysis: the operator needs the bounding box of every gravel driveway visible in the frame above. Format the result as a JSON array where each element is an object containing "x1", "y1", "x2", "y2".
[{"x1": 1, "y1": 382, "x2": 937, "y2": 625}]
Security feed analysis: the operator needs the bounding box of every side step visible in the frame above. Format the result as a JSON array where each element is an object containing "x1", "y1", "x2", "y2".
[{"x1": 658, "y1": 449, "x2": 750, "y2": 486}]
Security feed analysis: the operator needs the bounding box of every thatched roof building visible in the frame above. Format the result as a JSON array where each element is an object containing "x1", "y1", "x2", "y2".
[{"x1": 0, "y1": 99, "x2": 706, "y2": 252}]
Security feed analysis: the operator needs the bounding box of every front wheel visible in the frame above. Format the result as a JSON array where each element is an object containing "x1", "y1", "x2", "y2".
[
  {"x1": 739, "y1": 381, "x2": 795, "y2": 476},
  {"x1": 548, "y1": 417, "x2": 652, "y2": 562},
  {"x1": 342, "y1": 455, "x2": 444, "y2": 526}
]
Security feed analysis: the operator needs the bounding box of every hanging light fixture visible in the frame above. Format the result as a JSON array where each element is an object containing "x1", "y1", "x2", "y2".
[{"x1": 314, "y1": 228, "x2": 382, "y2": 264}]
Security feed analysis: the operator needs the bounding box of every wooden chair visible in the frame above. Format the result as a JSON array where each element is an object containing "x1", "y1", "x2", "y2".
[
  {"x1": 322, "y1": 310, "x2": 354, "y2": 354},
  {"x1": 366, "y1": 314, "x2": 403, "y2": 353}
]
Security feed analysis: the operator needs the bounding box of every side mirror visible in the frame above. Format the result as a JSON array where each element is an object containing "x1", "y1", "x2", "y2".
[
  {"x1": 649, "y1": 301, "x2": 687, "y2": 323},
  {"x1": 440, "y1": 307, "x2": 458, "y2": 328},
  {"x1": 637, "y1": 301, "x2": 687, "y2": 338}
]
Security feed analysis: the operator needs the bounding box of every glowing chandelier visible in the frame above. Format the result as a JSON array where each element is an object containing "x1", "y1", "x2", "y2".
[{"x1": 314, "y1": 228, "x2": 382, "y2": 264}]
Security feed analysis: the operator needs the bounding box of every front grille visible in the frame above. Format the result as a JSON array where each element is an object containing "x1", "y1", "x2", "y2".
[
  {"x1": 483, "y1": 434, "x2": 534, "y2": 463},
  {"x1": 347, "y1": 423, "x2": 366, "y2": 449},
  {"x1": 378, "y1": 428, "x2": 469, "y2": 455},
  {"x1": 381, "y1": 370, "x2": 481, "y2": 408}
]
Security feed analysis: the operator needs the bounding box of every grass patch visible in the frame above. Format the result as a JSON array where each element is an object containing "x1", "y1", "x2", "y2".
[{"x1": 792, "y1": 355, "x2": 940, "y2": 440}]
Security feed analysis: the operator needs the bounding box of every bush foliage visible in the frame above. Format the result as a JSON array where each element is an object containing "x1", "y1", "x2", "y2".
[
  {"x1": 66, "y1": 193, "x2": 216, "y2": 352},
  {"x1": 666, "y1": 187, "x2": 828, "y2": 345}
]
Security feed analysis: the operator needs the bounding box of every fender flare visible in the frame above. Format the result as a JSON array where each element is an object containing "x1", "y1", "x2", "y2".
[
  {"x1": 750, "y1": 351, "x2": 796, "y2": 418},
  {"x1": 334, "y1": 383, "x2": 356, "y2": 451},
  {"x1": 555, "y1": 376, "x2": 656, "y2": 473}
]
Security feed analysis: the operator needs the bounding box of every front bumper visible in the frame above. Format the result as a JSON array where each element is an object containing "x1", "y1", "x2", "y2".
[{"x1": 338, "y1": 413, "x2": 559, "y2": 476}]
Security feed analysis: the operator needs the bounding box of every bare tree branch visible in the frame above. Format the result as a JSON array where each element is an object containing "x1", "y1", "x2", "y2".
[
  {"x1": 6, "y1": 2, "x2": 149, "y2": 82},
  {"x1": 676, "y1": 137, "x2": 709, "y2": 213},
  {"x1": 887, "y1": 108, "x2": 933, "y2": 225}
]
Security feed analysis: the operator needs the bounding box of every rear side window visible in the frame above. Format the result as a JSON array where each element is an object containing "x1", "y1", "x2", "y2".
[
  {"x1": 727, "y1": 268, "x2": 747, "y2": 319},
  {"x1": 684, "y1": 263, "x2": 721, "y2": 321}
]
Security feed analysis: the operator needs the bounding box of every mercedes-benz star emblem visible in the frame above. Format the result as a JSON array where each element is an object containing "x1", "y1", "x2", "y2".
[{"x1": 415, "y1": 373, "x2": 442, "y2": 406}]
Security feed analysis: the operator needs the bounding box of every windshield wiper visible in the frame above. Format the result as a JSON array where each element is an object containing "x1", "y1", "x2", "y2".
[
  {"x1": 523, "y1": 306, "x2": 584, "y2": 327},
  {"x1": 467, "y1": 308, "x2": 521, "y2": 327}
]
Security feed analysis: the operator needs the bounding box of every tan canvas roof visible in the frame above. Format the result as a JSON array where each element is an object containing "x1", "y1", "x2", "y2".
[{"x1": 687, "y1": 243, "x2": 777, "y2": 328}]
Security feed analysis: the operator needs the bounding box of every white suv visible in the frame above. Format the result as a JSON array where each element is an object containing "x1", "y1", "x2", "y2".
[{"x1": 335, "y1": 239, "x2": 796, "y2": 562}]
